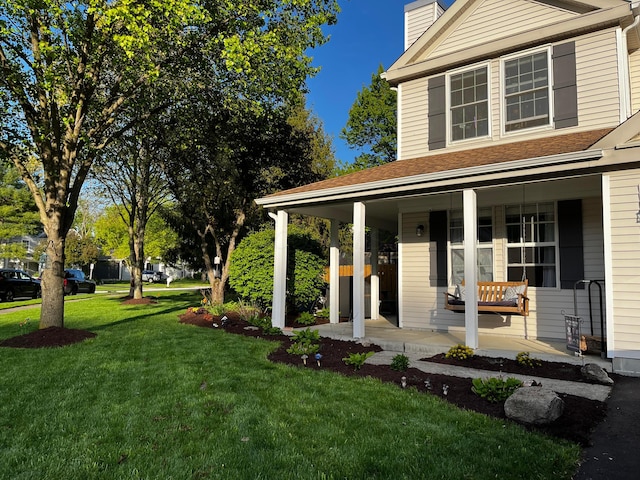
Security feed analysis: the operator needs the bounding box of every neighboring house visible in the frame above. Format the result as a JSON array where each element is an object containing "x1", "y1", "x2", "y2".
[
  {"x1": 257, "y1": 0, "x2": 640, "y2": 376},
  {"x1": 0, "y1": 234, "x2": 42, "y2": 272}
]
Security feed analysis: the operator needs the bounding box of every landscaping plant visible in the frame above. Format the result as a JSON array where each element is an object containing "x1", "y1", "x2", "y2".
[
  {"x1": 390, "y1": 353, "x2": 410, "y2": 371},
  {"x1": 342, "y1": 351, "x2": 374, "y2": 370},
  {"x1": 296, "y1": 312, "x2": 316, "y2": 326},
  {"x1": 516, "y1": 351, "x2": 542, "y2": 368},
  {"x1": 472, "y1": 377, "x2": 523, "y2": 403},
  {"x1": 286, "y1": 328, "x2": 321, "y2": 356},
  {"x1": 446, "y1": 343, "x2": 475, "y2": 360}
]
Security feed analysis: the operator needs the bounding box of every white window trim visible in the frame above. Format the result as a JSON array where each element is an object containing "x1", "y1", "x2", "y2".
[
  {"x1": 500, "y1": 45, "x2": 554, "y2": 137},
  {"x1": 446, "y1": 61, "x2": 492, "y2": 146},
  {"x1": 503, "y1": 202, "x2": 561, "y2": 289}
]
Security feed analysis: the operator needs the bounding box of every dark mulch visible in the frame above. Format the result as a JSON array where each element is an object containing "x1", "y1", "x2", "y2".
[
  {"x1": 0, "y1": 308, "x2": 609, "y2": 447},
  {"x1": 0, "y1": 326, "x2": 96, "y2": 348},
  {"x1": 421, "y1": 353, "x2": 597, "y2": 383}
]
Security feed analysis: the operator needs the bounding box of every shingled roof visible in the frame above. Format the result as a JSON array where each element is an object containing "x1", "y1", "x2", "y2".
[{"x1": 263, "y1": 128, "x2": 613, "y2": 200}]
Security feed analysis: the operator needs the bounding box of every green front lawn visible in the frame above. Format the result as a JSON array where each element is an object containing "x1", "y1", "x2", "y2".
[{"x1": 0, "y1": 292, "x2": 580, "y2": 479}]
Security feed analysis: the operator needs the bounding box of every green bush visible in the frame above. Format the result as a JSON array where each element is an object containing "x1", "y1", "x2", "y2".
[
  {"x1": 286, "y1": 328, "x2": 320, "y2": 356},
  {"x1": 445, "y1": 344, "x2": 474, "y2": 360},
  {"x1": 315, "y1": 308, "x2": 330, "y2": 319},
  {"x1": 472, "y1": 377, "x2": 523, "y2": 403},
  {"x1": 342, "y1": 351, "x2": 374, "y2": 371},
  {"x1": 229, "y1": 226, "x2": 326, "y2": 312},
  {"x1": 390, "y1": 354, "x2": 410, "y2": 371},
  {"x1": 296, "y1": 312, "x2": 316, "y2": 326},
  {"x1": 262, "y1": 326, "x2": 283, "y2": 336},
  {"x1": 516, "y1": 351, "x2": 542, "y2": 368}
]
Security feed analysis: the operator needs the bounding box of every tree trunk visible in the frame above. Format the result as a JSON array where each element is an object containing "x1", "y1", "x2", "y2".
[
  {"x1": 127, "y1": 224, "x2": 145, "y2": 299},
  {"x1": 39, "y1": 218, "x2": 66, "y2": 329}
]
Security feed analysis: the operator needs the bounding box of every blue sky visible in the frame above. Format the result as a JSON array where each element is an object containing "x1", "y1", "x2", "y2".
[{"x1": 305, "y1": 0, "x2": 454, "y2": 165}]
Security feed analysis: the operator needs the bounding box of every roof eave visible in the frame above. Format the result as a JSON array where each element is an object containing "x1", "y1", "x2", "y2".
[{"x1": 256, "y1": 149, "x2": 604, "y2": 209}]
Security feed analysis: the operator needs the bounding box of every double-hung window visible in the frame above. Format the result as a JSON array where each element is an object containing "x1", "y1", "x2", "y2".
[
  {"x1": 449, "y1": 208, "x2": 493, "y2": 285},
  {"x1": 503, "y1": 49, "x2": 551, "y2": 132},
  {"x1": 505, "y1": 203, "x2": 557, "y2": 287},
  {"x1": 449, "y1": 66, "x2": 489, "y2": 142}
]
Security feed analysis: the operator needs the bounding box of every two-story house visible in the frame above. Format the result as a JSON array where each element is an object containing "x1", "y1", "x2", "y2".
[{"x1": 256, "y1": 0, "x2": 640, "y2": 376}]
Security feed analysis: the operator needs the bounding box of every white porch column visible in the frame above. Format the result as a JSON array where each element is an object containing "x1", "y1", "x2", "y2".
[
  {"x1": 329, "y1": 220, "x2": 340, "y2": 324},
  {"x1": 370, "y1": 228, "x2": 380, "y2": 321},
  {"x1": 463, "y1": 189, "x2": 479, "y2": 349},
  {"x1": 353, "y1": 202, "x2": 366, "y2": 338},
  {"x1": 270, "y1": 210, "x2": 288, "y2": 329}
]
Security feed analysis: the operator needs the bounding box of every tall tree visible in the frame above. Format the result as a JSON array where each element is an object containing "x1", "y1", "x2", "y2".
[
  {"x1": 340, "y1": 64, "x2": 397, "y2": 171},
  {"x1": 0, "y1": 0, "x2": 339, "y2": 328},
  {"x1": 92, "y1": 122, "x2": 170, "y2": 298},
  {"x1": 162, "y1": 98, "x2": 332, "y2": 304}
]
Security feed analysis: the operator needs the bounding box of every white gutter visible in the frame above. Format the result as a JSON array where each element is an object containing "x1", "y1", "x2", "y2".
[{"x1": 256, "y1": 148, "x2": 603, "y2": 207}]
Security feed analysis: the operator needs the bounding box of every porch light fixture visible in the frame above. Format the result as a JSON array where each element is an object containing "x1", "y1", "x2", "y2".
[{"x1": 416, "y1": 224, "x2": 424, "y2": 237}]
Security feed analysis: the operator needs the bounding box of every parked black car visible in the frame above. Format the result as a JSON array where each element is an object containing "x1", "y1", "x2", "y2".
[
  {"x1": 64, "y1": 269, "x2": 97, "y2": 295},
  {"x1": 0, "y1": 269, "x2": 41, "y2": 302}
]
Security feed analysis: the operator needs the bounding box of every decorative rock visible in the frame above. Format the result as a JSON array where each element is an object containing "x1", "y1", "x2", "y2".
[
  {"x1": 581, "y1": 363, "x2": 614, "y2": 385},
  {"x1": 504, "y1": 387, "x2": 564, "y2": 425}
]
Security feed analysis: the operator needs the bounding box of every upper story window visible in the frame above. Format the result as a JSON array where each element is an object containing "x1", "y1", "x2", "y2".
[
  {"x1": 449, "y1": 66, "x2": 489, "y2": 142},
  {"x1": 503, "y1": 49, "x2": 551, "y2": 132}
]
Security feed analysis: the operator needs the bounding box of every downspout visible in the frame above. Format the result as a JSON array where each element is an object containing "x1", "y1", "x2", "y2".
[{"x1": 619, "y1": 4, "x2": 640, "y2": 120}]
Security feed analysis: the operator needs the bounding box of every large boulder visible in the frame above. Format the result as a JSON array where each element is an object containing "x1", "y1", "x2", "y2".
[
  {"x1": 504, "y1": 387, "x2": 564, "y2": 425},
  {"x1": 581, "y1": 363, "x2": 614, "y2": 385}
]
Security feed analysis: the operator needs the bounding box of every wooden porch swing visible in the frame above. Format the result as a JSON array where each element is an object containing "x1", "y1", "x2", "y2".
[
  {"x1": 443, "y1": 279, "x2": 529, "y2": 316},
  {"x1": 444, "y1": 191, "x2": 530, "y2": 316}
]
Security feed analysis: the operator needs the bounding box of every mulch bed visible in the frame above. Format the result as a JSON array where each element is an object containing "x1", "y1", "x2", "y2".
[
  {"x1": 0, "y1": 302, "x2": 610, "y2": 447},
  {"x1": 421, "y1": 353, "x2": 595, "y2": 383},
  {"x1": 0, "y1": 326, "x2": 96, "y2": 348}
]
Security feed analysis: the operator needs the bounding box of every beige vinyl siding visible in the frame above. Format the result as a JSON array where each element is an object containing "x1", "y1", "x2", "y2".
[
  {"x1": 431, "y1": 0, "x2": 577, "y2": 59},
  {"x1": 399, "y1": 77, "x2": 429, "y2": 160},
  {"x1": 405, "y1": 3, "x2": 442, "y2": 49},
  {"x1": 400, "y1": 212, "x2": 439, "y2": 329},
  {"x1": 607, "y1": 169, "x2": 640, "y2": 357},
  {"x1": 575, "y1": 29, "x2": 620, "y2": 128},
  {"x1": 629, "y1": 48, "x2": 640, "y2": 114}
]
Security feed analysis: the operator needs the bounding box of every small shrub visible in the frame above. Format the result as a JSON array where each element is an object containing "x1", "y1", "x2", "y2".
[
  {"x1": 290, "y1": 328, "x2": 320, "y2": 344},
  {"x1": 342, "y1": 351, "x2": 374, "y2": 370},
  {"x1": 207, "y1": 303, "x2": 228, "y2": 316},
  {"x1": 315, "y1": 308, "x2": 330, "y2": 319},
  {"x1": 446, "y1": 344, "x2": 474, "y2": 360},
  {"x1": 390, "y1": 354, "x2": 410, "y2": 371},
  {"x1": 286, "y1": 328, "x2": 321, "y2": 356},
  {"x1": 287, "y1": 341, "x2": 320, "y2": 356},
  {"x1": 262, "y1": 326, "x2": 283, "y2": 336},
  {"x1": 296, "y1": 312, "x2": 316, "y2": 326},
  {"x1": 516, "y1": 351, "x2": 542, "y2": 368},
  {"x1": 247, "y1": 315, "x2": 270, "y2": 330},
  {"x1": 237, "y1": 300, "x2": 261, "y2": 322},
  {"x1": 472, "y1": 377, "x2": 523, "y2": 403}
]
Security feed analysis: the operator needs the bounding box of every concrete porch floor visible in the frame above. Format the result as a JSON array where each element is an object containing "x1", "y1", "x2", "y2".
[{"x1": 306, "y1": 315, "x2": 612, "y2": 370}]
